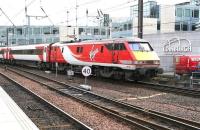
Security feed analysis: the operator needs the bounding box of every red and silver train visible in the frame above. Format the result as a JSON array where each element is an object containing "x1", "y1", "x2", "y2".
[{"x1": 0, "y1": 37, "x2": 162, "y2": 80}]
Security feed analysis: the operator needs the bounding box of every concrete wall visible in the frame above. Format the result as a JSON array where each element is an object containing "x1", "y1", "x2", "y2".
[
  {"x1": 59, "y1": 26, "x2": 78, "y2": 42},
  {"x1": 160, "y1": 5, "x2": 175, "y2": 33},
  {"x1": 133, "y1": 18, "x2": 158, "y2": 35},
  {"x1": 144, "y1": 31, "x2": 200, "y2": 72}
]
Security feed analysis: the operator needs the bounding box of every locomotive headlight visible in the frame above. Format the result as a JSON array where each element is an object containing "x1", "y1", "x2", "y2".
[
  {"x1": 154, "y1": 60, "x2": 160, "y2": 64},
  {"x1": 120, "y1": 60, "x2": 133, "y2": 65},
  {"x1": 133, "y1": 61, "x2": 138, "y2": 64},
  {"x1": 133, "y1": 61, "x2": 144, "y2": 64}
]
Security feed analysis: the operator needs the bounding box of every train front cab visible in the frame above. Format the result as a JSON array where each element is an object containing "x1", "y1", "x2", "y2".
[{"x1": 125, "y1": 40, "x2": 162, "y2": 80}]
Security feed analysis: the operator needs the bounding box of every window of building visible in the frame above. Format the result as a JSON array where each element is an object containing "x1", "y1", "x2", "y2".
[
  {"x1": 192, "y1": 25, "x2": 196, "y2": 30},
  {"x1": 128, "y1": 23, "x2": 132, "y2": 30},
  {"x1": 175, "y1": 23, "x2": 181, "y2": 31},
  {"x1": 157, "y1": 21, "x2": 160, "y2": 30},
  {"x1": 185, "y1": 9, "x2": 190, "y2": 17},
  {"x1": 101, "y1": 30, "x2": 106, "y2": 35},
  {"x1": 11, "y1": 39, "x2": 16, "y2": 44},
  {"x1": 46, "y1": 38, "x2": 52, "y2": 43},
  {"x1": 183, "y1": 24, "x2": 188, "y2": 31},
  {"x1": 0, "y1": 29, "x2": 6, "y2": 37},
  {"x1": 194, "y1": 10, "x2": 199, "y2": 18},
  {"x1": 123, "y1": 24, "x2": 127, "y2": 30},
  {"x1": 36, "y1": 39, "x2": 42, "y2": 44},
  {"x1": 29, "y1": 28, "x2": 32, "y2": 35},
  {"x1": 43, "y1": 27, "x2": 51, "y2": 34},
  {"x1": 53, "y1": 38, "x2": 59, "y2": 43},
  {"x1": 53, "y1": 28, "x2": 59, "y2": 34},
  {"x1": 176, "y1": 8, "x2": 183, "y2": 17},
  {"x1": 79, "y1": 28, "x2": 83, "y2": 35},
  {"x1": 33, "y1": 28, "x2": 41, "y2": 35},
  {"x1": 94, "y1": 28, "x2": 99, "y2": 35},
  {"x1": 29, "y1": 39, "x2": 34, "y2": 44},
  {"x1": 73, "y1": 28, "x2": 76, "y2": 35},
  {"x1": 18, "y1": 39, "x2": 25, "y2": 44},
  {"x1": 16, "y1": 28, "x2": 22, "y2": 35},
  {"x1": 8, "y1": 28, "x2": 14, "y2": 34}
]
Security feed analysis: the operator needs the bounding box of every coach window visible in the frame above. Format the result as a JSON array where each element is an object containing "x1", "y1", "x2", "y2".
[
  {"x1": 77, "y1": 46, "x2": 83, "y2": 53},
  {"x1": 76, "y1": 47, "x2": 80, "y2": 53},
  {"x1": 105, "y1": 44, "x2": 113, "y2": 50},
  {"x1": 114, "y1": 43, "x2": 126, "y2": 50},
  {"x1": 100, "y1": 46, "x2": 104, "y2": 53}
]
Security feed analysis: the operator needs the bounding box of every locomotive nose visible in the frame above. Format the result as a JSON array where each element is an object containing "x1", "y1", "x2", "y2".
[{"x1": 132, "y1": 51, "x2": 160, "y2": 61}]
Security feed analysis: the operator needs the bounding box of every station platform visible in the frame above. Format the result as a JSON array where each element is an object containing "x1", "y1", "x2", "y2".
[{"x1": 0, "y1": 86, "x2": 39, "y2": 130}]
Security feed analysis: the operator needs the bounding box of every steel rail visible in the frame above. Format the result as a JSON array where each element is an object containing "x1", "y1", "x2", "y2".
[
  {"x1": 0, "y1": 71, "x2": 93, "y2": 130},
  {"x1": 6, "y1": 67, "x2": 200, "y2": 130},
  {"x1": 138, "y1": 81, "x2": 200, "y2": 97}
]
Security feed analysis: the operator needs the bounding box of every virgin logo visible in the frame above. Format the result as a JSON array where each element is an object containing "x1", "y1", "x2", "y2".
[{"x1": 89, "y1": 45, "x2": 99, "y2": 61}]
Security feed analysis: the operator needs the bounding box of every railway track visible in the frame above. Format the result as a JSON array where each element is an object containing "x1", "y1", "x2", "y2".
[
  {"x1": 0, "y1": 73, "x2": 92, "y2": 130},
  {"x1": 137, "y1": 81, "x2": 200, "y2": 97},
  {"x1": 4, "y1": 64, "x2": 200, "y2": 98},
  {"x1": 3, "y1": 66, "x2": 200, "y2": 130}
]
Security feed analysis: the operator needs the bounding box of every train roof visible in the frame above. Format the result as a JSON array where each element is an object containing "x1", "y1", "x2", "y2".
[
  {"x1": 82, "y1": 37, "x2": 147, "y2": 42},
  {"x1": 62, "y1": 37, "x2": 148, "y2": 45},
  {"x1": 0, "y1": 37, "x2": 148, "y2": 48}
]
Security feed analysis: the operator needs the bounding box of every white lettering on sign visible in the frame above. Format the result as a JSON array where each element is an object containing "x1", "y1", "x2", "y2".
[
  {"x1": 163, "y1": 38, "x2": 192, "y2": 54},
  {"x1": 82, "y1": 66, "x2": 92, "y2": 77}
]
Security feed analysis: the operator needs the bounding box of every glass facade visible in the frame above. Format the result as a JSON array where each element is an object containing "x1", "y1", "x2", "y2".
[
  {"x1": 130, "y1": 0, "x2": 200, "y2": 32},
  {"x1": 175, "y1": 2, "x2": 200, "y2": 31},
  {"x1": 0, "y1": 26, "x2": 60, "y2": 46},
  {"x1": 130, "y1": 0, "x2": 159, "y2": 18}
]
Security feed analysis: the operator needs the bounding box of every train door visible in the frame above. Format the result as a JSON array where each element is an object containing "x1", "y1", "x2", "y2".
[
  {"x1": 43, "y1": 46, "x2": 47, "y2": 62},
  {"x1": 3, "y1": 49, "x2": 6, "y2": 59},
  {"x1": 52, "y1": 46, "x2": 58, "y2": 63},
  {"x1": 5, "y1": 49, "x2": 10, "y2": 60},
  {"x1": 111, "y1": 43, "x2": 119, "y2": 64}
]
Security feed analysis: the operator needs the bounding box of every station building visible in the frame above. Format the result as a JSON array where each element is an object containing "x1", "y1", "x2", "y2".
[
  {"x1": 0, "y1": 25, "x2": 108, "y2": 46},
  {"x1": 0, "y1": 26, "x2": 59, "y2": 46}
]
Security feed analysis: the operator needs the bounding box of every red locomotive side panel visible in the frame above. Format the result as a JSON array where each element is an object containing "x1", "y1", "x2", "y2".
[
  {"x1": 55, "y1": 46, "x2": 66, "y2": 63},
  {"x1": 49, "y1": 45, "x2": 66, "y2": 63},
  {"x1": 66, "y1": 42, "x2": 133, "y2": 64},
  {"x1": 176, "y1": 55, "x2": 200, "y2": 75}
]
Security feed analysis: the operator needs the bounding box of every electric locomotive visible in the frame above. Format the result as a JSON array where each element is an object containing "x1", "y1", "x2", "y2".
[{"x1": 0, "y1": 37, "x2": 162, "y2": 80}]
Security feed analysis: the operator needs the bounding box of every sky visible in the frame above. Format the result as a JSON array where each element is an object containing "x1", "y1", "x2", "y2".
[{"x1": 0, "y1": 0, "x2": 191, "y2": 26}]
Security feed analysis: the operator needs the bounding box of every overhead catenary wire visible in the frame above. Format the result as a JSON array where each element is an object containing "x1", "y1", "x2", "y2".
[
  {"x1": 0, "y1": 8, "x2": 15, "y2": 26},
  {"x1": 40, "y1": 7, "x2": 54, "y2": 26},
  {"x1": 12, "y1": 0, "x2": 37, "y2": 21},
  {"x1": 59, "y1": 3, "x2": 196, "y2": 28}
]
